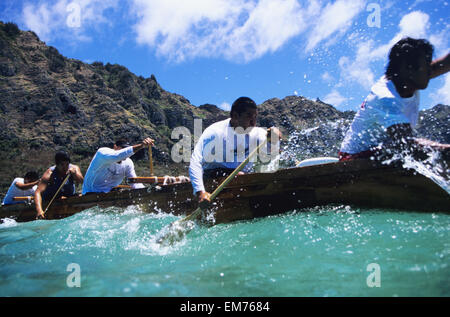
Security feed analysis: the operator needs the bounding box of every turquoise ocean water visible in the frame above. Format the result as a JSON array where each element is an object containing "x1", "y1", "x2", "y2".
[{"x1": 0, "y1": 205, "x2": 449, "y2": 297}]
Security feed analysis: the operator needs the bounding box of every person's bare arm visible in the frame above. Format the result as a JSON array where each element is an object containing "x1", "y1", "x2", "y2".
[
  {"x1": 69, "y1": 165, "x2": 84, "y2": 184},
  {"x1": 132, "y1": 138, "x2": 155, "y2": 153},
  {"x1": 34, "y1": 169, "x2": 51, "y2": 219},
  {"x1": 430, "y1": 53, "x2": 450, "y2": 79},
  {"x1": 196, "y1": 190, "x2": 212, "y2": 209},
  {"x1": 15, "y1": 179, "x2": 40, "y2": 190}
]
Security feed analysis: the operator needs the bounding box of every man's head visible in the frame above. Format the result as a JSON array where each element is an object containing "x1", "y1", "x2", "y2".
[
  {"x1": 54, "y1": 151, "x2": 71, "y2": 174},
  {"x1": 114, "y1": 138, "x2": 131, "y2": 150},
  {"x1": 230, "y1": 97, "x2": 257, "y2": 131},
  {"x1": 24, "y1": 171, "x2": 39, "y2": 183},
  {"x1": 385, "y1": 37, "x2": 434, "y2": 90}
]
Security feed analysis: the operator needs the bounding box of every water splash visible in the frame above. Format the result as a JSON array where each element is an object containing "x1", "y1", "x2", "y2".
[
  {"x1": 279, "y1": 119, "x2": 350, "y2": 166},
  {"x1": 382, "y1": 149, "x2": 450, "y2": 193},
  {"x1": 155, "y1": 218, "x2": 197, "y2": 247},
  {"x1": 0, "y1": 218, "x2": 18, "y2": 228}
]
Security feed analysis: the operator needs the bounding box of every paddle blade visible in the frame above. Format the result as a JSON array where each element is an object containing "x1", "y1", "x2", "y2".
[
  {"x1": 156, "y1": 207, "x2": 203, "y2": 246},
  {"x1": 156, "y1": 218, "x2": 196, "y2": 246}
]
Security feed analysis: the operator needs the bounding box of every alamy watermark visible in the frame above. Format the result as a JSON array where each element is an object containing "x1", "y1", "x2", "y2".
[
  {"x1": 366, "y1": 263, "x2": 381, "y2": 288},
  {"x1": 170, "y1": 119, "x2": 280, "y2": 164},
  {"x1": 66, "y1": 2, "x2": 81, "y2": 28},
  {"x1": 66, "y1": 263, "x2": 81, "y2": 288},
  {"x1": 367, "y1": 3, "x2": 381, "y2": 28}
]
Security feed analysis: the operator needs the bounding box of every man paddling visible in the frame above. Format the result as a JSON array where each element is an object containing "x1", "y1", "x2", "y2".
[
  {"x1": 81, "y1": 138, "x2": 154, "y2": 195},
  {"x1": 2, "y1": 171, "x2": 40, "y2": 205},
  {"x1": 339, "y1": 37, "x2": 450, "y2": 162},
  {"x1": 189, "y1": 97, "x2": 281, "y2": 206},
  {"x1": 35, "y1": 152, "x2": 84, "y2": 219}
]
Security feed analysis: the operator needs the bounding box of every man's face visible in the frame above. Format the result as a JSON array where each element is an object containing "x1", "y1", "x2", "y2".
[
  {"x1": 404, "y1": 54, "x2": 432, "y2": 90},
  {"x1": 232, "y1": 108, "x2": 257, "y2": 131},
  {"x1": 56, "y1": 160, "x2": 70, "y2": 174}
]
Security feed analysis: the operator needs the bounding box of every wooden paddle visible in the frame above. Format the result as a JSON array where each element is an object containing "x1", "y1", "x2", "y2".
[
  {"x1": 156, "y1": 134, "x2": 269, "y2": 245},
  {"x1": 13, "y1": 196, "x2": 34, "y2": 202},
  {"x1": 128, "y1": 176, "x2": 189, "y2": 184},
  {"x1": 149, "y1": 144, "x2": 154, "y2": 176},
  {"x1": 42, "y1": 173, "x2": 71, "y2": 217}
]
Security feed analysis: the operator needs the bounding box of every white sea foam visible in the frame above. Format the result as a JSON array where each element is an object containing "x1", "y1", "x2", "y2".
[
  {"x1": 123, "y1": 205, "x2": 144, "y2": 215},
  {"x1": 382, "y1": 150, "x2": 450, "y2": 194},
  {"x1": 121, "y1": 217, "x2": 141, "y2": 234},
  {"x1": 0, "y1": 218, "x2": 18, "y2": 228}
]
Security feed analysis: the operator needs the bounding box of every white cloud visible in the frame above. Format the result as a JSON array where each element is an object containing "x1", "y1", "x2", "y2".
[
  {"x1": 219, "y1": 102, "x2": 231, "y2": 111},
  {"x1": 398, "y1": 10, "x2": 429, "y2": 38},
  {"x1": 321, "y1": 71, "x2": 334, "y2": 83},
  {"x1": 323, "y1": 89, "x2": 347, "y2": 107},
  {"x1": 225, "y1": 0, "x2": 306, "y2": 61},
  {"x1": 336, "y1": 11, "x2": 436, "y2": 91},
  {"x1": 132, "y1": 0, "x2": 368, "y2": 63},
  {"x1": 22, "y1": 1, "x2": 61, "y2": 41},
  {"x1": 429, "y1": 28, "x2": 450, "y2": 56},
  {"x1": 338, "y1": 40, "x2": 377, "y2": 90},
  {"x1": 305, "y1": 0, "x2": 365, "y2": 52},
  {"x1": 431, "y1": 73, "x2": 450, "y2": 105},
  {"x1": 21, "y1": 0, "x2": 118, "y2": 42},
  {"x1": 367, "y1": 10, "x2": 431, "y2": 61},
  {"x1": 133, "y1": 0, "x2": 308, "y2": 63}
]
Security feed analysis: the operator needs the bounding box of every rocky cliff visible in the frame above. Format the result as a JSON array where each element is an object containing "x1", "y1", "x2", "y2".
[{"x1": 0, "y1": 22, "x2": 448, "y2": 196}]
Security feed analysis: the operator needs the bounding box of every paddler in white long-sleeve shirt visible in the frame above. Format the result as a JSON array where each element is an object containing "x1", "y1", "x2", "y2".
[
  {"x1": 82, "y1": 138, "x2": 154, "y2": 195},
  {"x1": 189, "y1": 97, "x2": 281, "y2": 206}
]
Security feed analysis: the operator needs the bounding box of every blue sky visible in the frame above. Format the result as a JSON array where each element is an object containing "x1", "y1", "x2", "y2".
[{"x1": 1, "y1": 0, "x2": 449, "y2": 111}]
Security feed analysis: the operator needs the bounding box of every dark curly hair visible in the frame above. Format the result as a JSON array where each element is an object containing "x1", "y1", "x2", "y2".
[
  {"x1": 24, "y1": 171, "x2": 39, "y2": 182},
  {"x1": 230, "y1": 97, "x2": 257, "y2": 116},
  {"x1": 385, "y1": 37, "x2": 434, "y2": 80},
  {"x1": 55, "y1": 151, "x2": 71, "y2": 165}
]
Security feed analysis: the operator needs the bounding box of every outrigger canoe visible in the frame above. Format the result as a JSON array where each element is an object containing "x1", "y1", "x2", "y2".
[{"x1": 1, "y1": 159, "x2": 449, "y2": 224}]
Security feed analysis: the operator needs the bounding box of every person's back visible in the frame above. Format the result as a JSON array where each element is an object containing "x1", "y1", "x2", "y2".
[
  {"x1": 2, "y1": 171, "x2": 39, "y2": 205},
  {"x1": 82, "y1": 138, "x2": 153, "y2": 195},
  {"x1": 82, "y1": 147, "x2": 138, "y2": 194}
]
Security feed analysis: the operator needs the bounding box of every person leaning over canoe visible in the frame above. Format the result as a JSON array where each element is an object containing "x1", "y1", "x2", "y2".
[
  {"x1": 339, "y1": 37, "x2": 450, "y2": 162},
  {"x1": 2, "y1": 171, "x2": 40, "y2": 205},
  {"x1": 35, "y1": 152, "x2": 84, "y2": 219},
  {"x1": 81, "y1": 138, "x2": 154, "y2": 195},
  {"x1": 189, "y1": 96, "x2": 281, "y2": 206}
]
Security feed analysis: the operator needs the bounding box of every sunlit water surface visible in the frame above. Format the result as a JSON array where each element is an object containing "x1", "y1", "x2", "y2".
[{"x1": 1, "y1": 205, "x2": 449, "y2": 297}]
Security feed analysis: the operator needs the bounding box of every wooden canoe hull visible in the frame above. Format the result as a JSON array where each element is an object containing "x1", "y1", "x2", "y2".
[{"x1": 1, "y1": 160, "x2": 449, "y2": 224}]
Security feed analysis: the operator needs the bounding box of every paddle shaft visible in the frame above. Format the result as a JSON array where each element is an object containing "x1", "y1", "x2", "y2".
[
  {"x1": 43, "y1": 173, "x2": 71, "y2": 215},
  {"x1": 128, "y1": 176, "x2": 189, "y2": 184},
  {"x1": 149, "y1": 145, "x2": 154, "y2": 176},
  {"x1": 184, "y1": 137, "x2": 268, "y2": 222},
  {"x1": 13, "y1": 196, "x2": 34, "y2": 201}
]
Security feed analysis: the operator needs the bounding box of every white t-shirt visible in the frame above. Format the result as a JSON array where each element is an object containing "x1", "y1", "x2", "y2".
[
  {"x1": 189, "y1": 118, "x2": 270, "y2": 194},
  {"x1": 340, "y1": 76, "x2": 420, "y2": 154},
  {"x1": 82, "y1": 147, "x2": 145, "y2": 194},
  {"x1": 2, "y1": 178, "x2": 37, "y2": 205}
]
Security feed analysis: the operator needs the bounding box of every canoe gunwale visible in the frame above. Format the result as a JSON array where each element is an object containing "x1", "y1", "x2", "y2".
[{"x1": 1, "y1": 159, "x2": 449, "y2": 223}]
